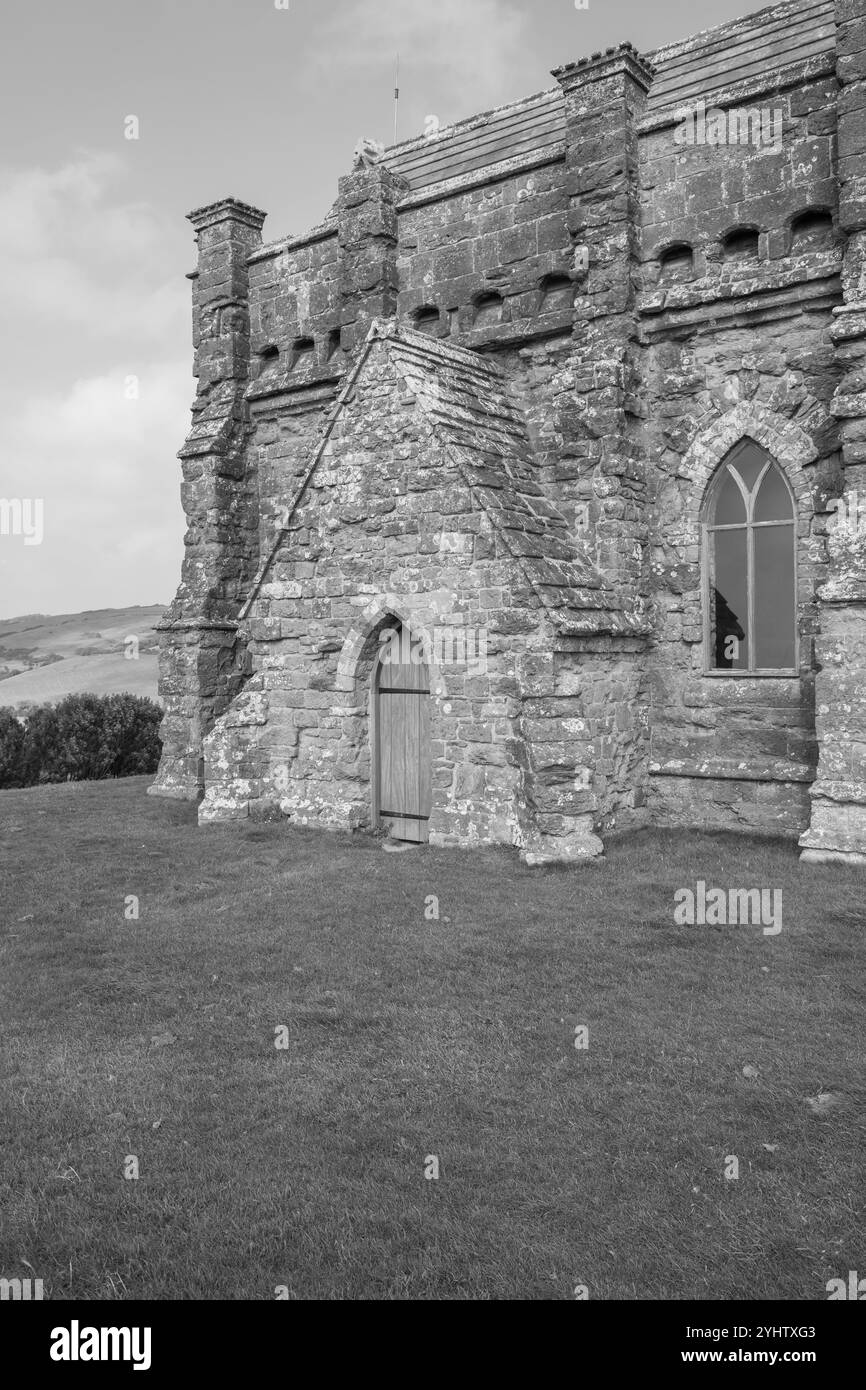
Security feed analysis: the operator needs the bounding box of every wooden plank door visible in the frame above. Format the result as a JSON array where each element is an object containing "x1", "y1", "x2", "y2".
[{"x1": 376, "y1": 631, "x2": 431, "y2": 843}]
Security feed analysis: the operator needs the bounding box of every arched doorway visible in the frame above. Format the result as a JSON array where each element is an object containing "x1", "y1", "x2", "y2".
[{"x1": 373, "y1": 624, "x2": 432, "y2": 843}]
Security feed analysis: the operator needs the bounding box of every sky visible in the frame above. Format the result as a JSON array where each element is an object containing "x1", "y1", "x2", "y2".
[{"x1": 0, "y1": 0, "x2": 776, "y2": 620}]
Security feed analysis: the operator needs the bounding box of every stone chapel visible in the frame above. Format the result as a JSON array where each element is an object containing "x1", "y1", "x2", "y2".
[{"x1": 151, "y1": 0, "x2": 866, "y2": 866}]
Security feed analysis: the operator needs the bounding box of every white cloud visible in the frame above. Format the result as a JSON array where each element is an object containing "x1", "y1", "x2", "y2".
[
  {"x1": 0, "y1": 155, "x2": 195, "y2": 616},
  {"x1": 0, "y1": 153, "x2": 187, "y2": 340},
  {"x1": 0, "y1": 154, "x2": 161, "y2": 259},
  {"x1": 313, "y1": 0, "x2": 531, "y2": 119},
  {"x1": 0, "y1": 363, "x2": 192, "y2": 617}
]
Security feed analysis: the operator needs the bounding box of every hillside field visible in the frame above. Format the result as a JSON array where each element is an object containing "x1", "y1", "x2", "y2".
[{"x1": 0, "y1": 607, "x2": 164, "y2": 708}]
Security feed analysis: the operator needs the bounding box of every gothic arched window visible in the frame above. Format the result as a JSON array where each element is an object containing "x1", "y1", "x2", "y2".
[{"x1": 703, "y1": 439, "x2": 797, "y2": 673}]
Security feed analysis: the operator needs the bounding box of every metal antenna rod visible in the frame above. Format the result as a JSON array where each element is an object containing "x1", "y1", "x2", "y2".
[{"x1": 394, "y1": 53, "x2": 399, "y2": 144}]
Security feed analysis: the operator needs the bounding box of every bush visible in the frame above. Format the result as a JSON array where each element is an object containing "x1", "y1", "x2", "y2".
[
  {"x1": 0, "y1": 694, "x2": 163, "y2": 789},
  {"x1": 20, "y1": 704, "x2": 62, "y2": 785},
  {"x1": 0, "y1": 708, "x2": 26, "y2": 787},
  {"x1": 101, "y1": 694, "x2": 164, "y2": 777}
]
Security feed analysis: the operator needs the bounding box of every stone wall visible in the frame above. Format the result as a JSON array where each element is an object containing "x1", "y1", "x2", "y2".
[
  {"x1": 633, "y1": 37, "x2": 845, "y2": 837},
  {"x1": 396, "y1": 163, "x2": 572, "y2": 340},
  {"x1": 248, "y1": 229, "x2": 343, "y2": 391},
  {"x1": 800, "y1": 0, "x2": 866, "y2": 863},
  {"x1": 395, "y1": 168, "x2": 577, "y2": 524},
  {"x1": 517, "y1": 638, "x2": 649, "y2": 864}
]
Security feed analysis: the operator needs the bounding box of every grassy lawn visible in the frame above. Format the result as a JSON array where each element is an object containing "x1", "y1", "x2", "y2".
[{"x1": 0, "y1": 777, "x2": 863, "y2": 1301}]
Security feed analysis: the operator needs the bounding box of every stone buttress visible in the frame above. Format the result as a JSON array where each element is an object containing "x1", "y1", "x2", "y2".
[{"x1": 150, "y1": 198, "x2": 265, "y2": 799}]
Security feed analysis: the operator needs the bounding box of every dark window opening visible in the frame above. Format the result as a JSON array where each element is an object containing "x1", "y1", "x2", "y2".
[
  {"x1": 290, "y1": 337, "x2": 315, "y2": 371},
  {"x1": 326, "y1": 328, "x2": 342, "y2": 360},
  {"x1": 412, "y1": 305, "x2": 440, "y2": 335},
  {"x1": 473, "y1": 291, "x2": 503, "y2": 329},
  {"x1": 257, "y1": 346, "x2": 279, "y2": 376},
  {"x1": 790, "y1": 210, "x2": 835, "y2": 254},
  {"x1": 722, "y1": 228, "x2": 760, "y2": 263},
  {"x1": 658, "y1": 244, "x2": 694, "y2": 284},
  {"x1": 539, "y1": 274, "x2": 574, "y2": 313},
  {"x1": 704, "y1": 439, "x2": 796, "y2": 673}
]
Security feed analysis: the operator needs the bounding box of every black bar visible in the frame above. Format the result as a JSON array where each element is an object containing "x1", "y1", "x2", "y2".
[{"x1": 3, "y1": 1300, "x2": 859, "y2": 1374}]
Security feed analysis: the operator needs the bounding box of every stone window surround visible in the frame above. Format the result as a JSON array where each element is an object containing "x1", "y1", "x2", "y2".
[{"x1": 679, "y1": 401, "x2": 824, "y2": 682}]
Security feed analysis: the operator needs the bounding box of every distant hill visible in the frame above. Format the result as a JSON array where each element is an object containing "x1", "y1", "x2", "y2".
[{"x1": 0, "y1": 606, "x2": 165, "y2": 709}]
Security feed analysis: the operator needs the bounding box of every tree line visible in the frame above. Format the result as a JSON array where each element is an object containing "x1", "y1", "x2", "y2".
[{"x1": 0, "y1": 693, "x2": 162, "y2": 788}]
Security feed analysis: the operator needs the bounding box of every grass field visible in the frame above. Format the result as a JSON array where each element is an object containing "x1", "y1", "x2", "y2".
[{"x1": 0, "y1": 777, "x2": 863, "y2": 1300}]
